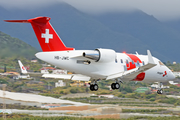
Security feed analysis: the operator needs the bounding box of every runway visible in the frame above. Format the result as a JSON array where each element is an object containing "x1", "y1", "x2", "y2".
[{"x1": 0, "y1": 90, "x2": 89, "y2": 106}]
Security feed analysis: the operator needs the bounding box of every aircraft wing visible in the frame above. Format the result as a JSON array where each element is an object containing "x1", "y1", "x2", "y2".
[
  {"x1": 42, "y1": 74, "x2": 72, "y2": 79},
  {"x1": 42, "y1": 74, "x2": 91, "y2": 81},
  {"x1": 106, "y1": 50, "x2": 157, "y2": 81}
]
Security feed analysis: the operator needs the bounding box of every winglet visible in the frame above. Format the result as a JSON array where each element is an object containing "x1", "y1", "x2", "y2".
[
  {"x1": 147, "y1": 50, "x2": 155, "y2": 64},
  {"x1": 18, "y1": 60, "x2": 28, "y2": 74}
]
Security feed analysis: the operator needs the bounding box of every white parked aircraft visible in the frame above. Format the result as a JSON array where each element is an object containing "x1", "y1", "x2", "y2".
[
  {"x1": 18, "y1": 60, "x2": 28, "y2": 74},
  {"x1": 17, "y1": 60, "x2": 32, "y2": 79},
  {"x1": 19, "y1": 60, "x2": 90, "y2": 81},
  {"x1": 5, "y1": 17, "x2": 175, "y2": 94}
]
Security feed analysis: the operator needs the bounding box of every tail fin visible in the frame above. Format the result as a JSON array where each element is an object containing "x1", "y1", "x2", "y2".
[
  {"x1": 18, "y1": 60, "x2": 28, "y2": 74},
  {"x1": 5, "y1": 17, "x2": 74, "y2": 52}
]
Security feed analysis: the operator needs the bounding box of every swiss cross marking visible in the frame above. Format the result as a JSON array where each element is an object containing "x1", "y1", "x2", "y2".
[{"x1": 41, "y1": 29, "x2": 53, "y2": 43}]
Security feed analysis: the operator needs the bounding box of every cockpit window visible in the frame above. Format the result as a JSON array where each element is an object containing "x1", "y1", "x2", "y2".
[{"x1": 159, "y1": 61, "x2": 165, "y2": 66}]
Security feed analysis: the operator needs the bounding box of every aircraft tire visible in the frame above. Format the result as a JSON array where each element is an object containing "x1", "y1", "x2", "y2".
[
  {"x1": 115, "y1": 83, "x2": 120, "y2": 89},
  {"x1": 94, "y1": 84, "x2": 98, "y2": 91},
  {"x1": 111, "y1": 83, "x2": 116, "y2": 90},
  {"x1": 157, "y1": 89, "x2": 163, "y2": 94},
  {"x1": 90, "y1": 85, "x2": 94, "y2": 91}
]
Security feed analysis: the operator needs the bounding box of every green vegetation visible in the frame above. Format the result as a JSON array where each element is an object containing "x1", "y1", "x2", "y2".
[
  {"x1": 0, "y1": 31, "x2": 37, "y2": 59},
  {"x1": 0, "y1": 103, "x2": 47, "y2": 110},
  {"x1": 0, "y1": 114, "x2": 180, "y2": 120},
  {"x1": 165, "y1": 61, "x2": 180, "y2": 71},
  {"x1": 122, "y1": 109, "x2": 167, "y2": 113},
  {"x1": 0, "y1": 57, "x2": 43, "y2": 73}
]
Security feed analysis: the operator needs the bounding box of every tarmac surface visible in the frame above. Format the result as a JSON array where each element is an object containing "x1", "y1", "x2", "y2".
[{"x1": 0, "y1": 90, "x2": 89, "y2": 106}]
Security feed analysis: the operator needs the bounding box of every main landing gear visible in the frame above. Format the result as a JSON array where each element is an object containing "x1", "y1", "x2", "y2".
[
  {"x1": 111, "y1": 79, "x2": 123, "y2": 90},
  {"x1": 90, "y1": 80, "x2": 99, "y2": 91},
  {"x1": 89, "y1": 79, "x2": 122, "y2": 91},
  {"x1": 90, "y1": 84, "x2": 98, "y2": 91},
  {"x1": 111, "y1": 83, "x2": 120, "y2": 90}
]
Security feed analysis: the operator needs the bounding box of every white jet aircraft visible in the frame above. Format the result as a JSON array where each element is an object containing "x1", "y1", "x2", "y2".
[
  {"x1": 5, "y1": 17, "x2": 175, "y2": 94},
  {"x1": 18, "y1": 60, "x2": 28, "y2": 74}
]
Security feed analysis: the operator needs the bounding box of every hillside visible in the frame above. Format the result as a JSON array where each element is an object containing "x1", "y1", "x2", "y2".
[
  {"x1": 0, "y1": 2, "x2": 180, "y2": 62},
  {"x1": 0, "y1": 31, "x2": 37, "y2": 59}
]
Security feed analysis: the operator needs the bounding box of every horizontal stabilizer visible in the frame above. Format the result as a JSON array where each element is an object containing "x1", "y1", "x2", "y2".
[
  {"x1": 5, "y1": 17, "x2": 74, "y2": 52},
  {"x1": 4, "y1": 20, "x2": 30, "y2": 23}
]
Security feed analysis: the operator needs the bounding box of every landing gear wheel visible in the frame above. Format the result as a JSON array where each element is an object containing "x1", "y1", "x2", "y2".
[
  {"x1": 111, "y1": 83, "x2": 116, "y2": 90},
  {"x1": 157, "y1": 89, "x2": 163, "y2": 94},
  {"x1": 115, "y1": 83, "x2": 120, "y2": 89},
  {"x1": 111, "y1": 83, "x2": 120, "y2": 90},
  {"x1": 90, "y1": 84, "x2": 99, "y2": 91},
  {"x1": 90, "y1": 85, "x2": 94, "y2": 91},
  {"x1": 93, "y1": 84, "x2": 98, "y2": 91}
]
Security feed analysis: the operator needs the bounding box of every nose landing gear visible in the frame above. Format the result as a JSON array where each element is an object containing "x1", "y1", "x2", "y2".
[
  {"x1": 157, "y1": 82, "x2": 163, "y2": 94},
  {"x1": 157, "y1": 89, "x2": 163, "y2": 94},
  {"x1": 89, "y1": 80, "x2": 99, "y2": 91}
]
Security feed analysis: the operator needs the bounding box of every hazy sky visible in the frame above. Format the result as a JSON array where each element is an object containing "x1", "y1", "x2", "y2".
[{"x1": 0, "y1": 0, "x2": 180, "y2": 21}]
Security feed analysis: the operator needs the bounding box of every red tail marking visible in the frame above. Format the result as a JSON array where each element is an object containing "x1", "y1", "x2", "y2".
[{"x1": 5, "y1": 17, "x2": 74, "y2": 52}]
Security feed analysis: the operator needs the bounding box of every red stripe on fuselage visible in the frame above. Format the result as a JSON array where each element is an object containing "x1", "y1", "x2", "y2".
[
  {"x1": 126, "y1": 54, "x2": 142, "y2": 63},
  {"x1": 126, "y1": 62, "x2": 136, "y2": 70},
  {"x1": 125, "y1": 53, "x2": 142, "y2": 70}
]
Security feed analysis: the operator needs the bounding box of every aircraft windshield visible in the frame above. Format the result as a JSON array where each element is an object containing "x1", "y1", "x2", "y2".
[{"x1": 159, "y1": 61, "x2": 165, "y2": 66}]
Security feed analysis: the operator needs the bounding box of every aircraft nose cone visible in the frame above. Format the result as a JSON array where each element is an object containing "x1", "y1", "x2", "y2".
[{"x1": 170, "y1": 71, "x2": 176, "y2": 80}]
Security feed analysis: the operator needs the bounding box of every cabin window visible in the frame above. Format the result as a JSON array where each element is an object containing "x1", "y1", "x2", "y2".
[
  {"x1": 142, "y1": 61, "x2": 145, "y2": 65},
  {"x1": 126, "y1": 60, "x2": 129, "y2": 64},
  {"x1": 121, "y1": 59, "x2": 123, "y2": 63},
  {"x1": 115, "y1": 59, "x2": 117, "y2": 63},
  {"x1": 136, "y1": 60, "x2": 140, "y2": 67}
]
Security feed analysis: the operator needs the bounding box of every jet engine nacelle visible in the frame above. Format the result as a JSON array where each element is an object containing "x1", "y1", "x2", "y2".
[{"x1": 83, "y1": 48, "x2": 116, "y2": 63}]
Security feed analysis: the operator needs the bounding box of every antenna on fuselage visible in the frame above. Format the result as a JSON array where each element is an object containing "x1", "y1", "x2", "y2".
[{"x1": 135, "y1": 51, "x2": 139, "y2": 55}]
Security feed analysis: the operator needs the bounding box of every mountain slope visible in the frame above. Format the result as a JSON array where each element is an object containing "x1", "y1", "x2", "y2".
[
  {"x1": 0, "y1": 3, "x2": 180, "y2": 62},
  {"x1": 0, "y1": 31, "x2": 37, "y2": 58},
  {"x1": 91, "y1": 11, "x2": 180, "y2": 61},
  {"x1": 0, "y1": 3, "x2": 151, "y2": 53}
]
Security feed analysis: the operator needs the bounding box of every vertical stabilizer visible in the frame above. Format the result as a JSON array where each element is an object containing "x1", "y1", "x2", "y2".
[{"x1": 5, "y1": 17, "x2": 74, "y2": 52}]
